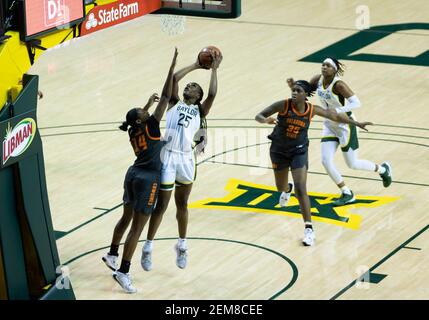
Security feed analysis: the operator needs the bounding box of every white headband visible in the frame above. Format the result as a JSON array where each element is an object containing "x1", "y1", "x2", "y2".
[{"x1": 323, "y1": 58, "x2": 338, "y2": 71}]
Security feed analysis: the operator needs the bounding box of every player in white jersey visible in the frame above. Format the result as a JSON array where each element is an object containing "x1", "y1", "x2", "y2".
[
  {"x1": 288, "y1": 57, "x2": 392, "y2": 206},
  {"x1": 141, "y1": 51, "x2": 222, "y2": 270}
]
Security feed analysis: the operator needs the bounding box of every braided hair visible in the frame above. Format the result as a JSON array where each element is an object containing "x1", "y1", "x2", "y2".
[
  {"x1": 192, "y1": 83, "x2": 208, "y2": 154},
  {"x1": 119, "y1": 108, "x2": 142, "y2": 133},
  {"x1": 294, "y1": 80, "x2": 316, "y2": 98},
  {"x1": 326, "y1": 57, "x2": 346, "y2": 76}
]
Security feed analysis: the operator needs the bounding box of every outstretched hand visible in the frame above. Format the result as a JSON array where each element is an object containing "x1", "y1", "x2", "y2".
[
  {"x1": 211, "y1": 50, "x2": 223, "y2": 70},
  {"x1": 147, "y1": 93, "x2": 160, "y2": 106},
  {"x1": 195, "y1": 56, "x2": 206, "y2": 69},
  {"x1": 286, "y1": 78, "x2": 295, "y2": 89},
  {"x1": 356, "y1": 121, "x2": 373, "y2": 131}
]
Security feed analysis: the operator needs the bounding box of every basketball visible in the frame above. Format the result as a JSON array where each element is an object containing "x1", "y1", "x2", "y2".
[{"x1": 198, "y1": 46, "x2": 222, "y2": 69}]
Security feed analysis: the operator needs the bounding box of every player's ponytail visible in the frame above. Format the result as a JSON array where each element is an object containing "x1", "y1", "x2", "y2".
[
  {"x1": 326, "y1": 57, "x2": 346, "y2": 76},
  {"x1": 119, "y1": 108, "x2": 140, "y2": 132},
  {"x1": 119, "y1": 121, "x2": 129, "y2": 131},
  {"x1": 193, "y1": 84, "x2": 208, "y2": 154},
  {"x1": 335, "y1": 59, "x2": 345, "y2": 76}
]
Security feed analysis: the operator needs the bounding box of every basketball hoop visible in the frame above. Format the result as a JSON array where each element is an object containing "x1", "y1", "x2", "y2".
[{"x1": 160, "y1": 14, "x2": 186, "y2": 36}]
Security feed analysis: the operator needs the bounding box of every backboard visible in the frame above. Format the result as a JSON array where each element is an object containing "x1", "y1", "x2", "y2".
[{"x1": 155, "y1": 0, "x2": 241, "y2": 18}]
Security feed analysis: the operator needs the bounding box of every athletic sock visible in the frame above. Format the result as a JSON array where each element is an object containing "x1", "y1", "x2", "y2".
[
  {"x1": 178, "y1": 238, "x2": 187, "y2": 250},
  {"x1": 305, "y1": 222, "x2": 313, "y2": 230},
  {"x1": 340, "y1": 186, "x2": 352, "y2": 195},
  {"x1": 118, "y1": 260, "x2": 131, "y2": 274},
  {"x1": 377, "y1": 164, "x2": 386, "y2": 174},
  {"x1": 108, "y1": 244, "x2": 119, "y2": 257},
  {"x1": 143, "y1": 240, "x2": 153, "y2": 252}
]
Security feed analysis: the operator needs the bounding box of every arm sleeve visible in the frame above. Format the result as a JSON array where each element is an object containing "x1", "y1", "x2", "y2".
[
  {"x1": 146, "y1": 115, "x2": 161, "y2": 139},
  {"x1": 335, "y1": 95, "x2": 361, "y2": 113}
]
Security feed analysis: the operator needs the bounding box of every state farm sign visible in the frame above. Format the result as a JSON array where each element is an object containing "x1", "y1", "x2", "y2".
[{"x1": 80, "y1": 0, "x2": 161, "y2": 36}]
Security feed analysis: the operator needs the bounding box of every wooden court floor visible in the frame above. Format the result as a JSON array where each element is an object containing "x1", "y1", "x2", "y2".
[{"x1": 28, "y1": 0, "x2": 429, "y2": 299}]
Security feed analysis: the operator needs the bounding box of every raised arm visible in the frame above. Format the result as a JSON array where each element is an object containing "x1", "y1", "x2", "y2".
[
  {"x1": 153, "y1": 48, "x2": 178, "y2": 122},
  {"x1": 142, "y1": 93, "x2": 159, "y2": 111},
  {"x1": 309, "y1": 74, "x2": 321, "y2": 91},
  {"x1": 313, "y1": 105, "x2": 372, "y2": 131},
  {"x1": 169, "y1": 59, "x2": 204, "y2": 107},
  {"x1": 200, "y1": 52, "x2": 222, "y2": 117},
  {"x1": 255, "y1": 100, "x2": 285, "y2": 125}
]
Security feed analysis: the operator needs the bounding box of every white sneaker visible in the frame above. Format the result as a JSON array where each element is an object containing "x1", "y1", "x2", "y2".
[
  {"x1": 175, "y1": 244, "x2": 188, "y2": 269},
  {"x1": 141, "y1": 250, "x2": 152, "y2": 271},
  {"x1": 102, "y1": 253, "x2": 118, "y2": 271},
  {"x1": 279, "y1": 183, "x2": 293, "y2": 207},
  {"x1": 112, "y1": 271, "x2": 137, "y2": 293},
  {"x1": 302, "y1": 228, "x2": 315, "y2": 246}
]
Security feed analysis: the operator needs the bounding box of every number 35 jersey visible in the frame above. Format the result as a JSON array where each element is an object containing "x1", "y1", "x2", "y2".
[
  {"x1": 164, "y1": 100, "x2": 201, "y2": 153},
  {"x1": 268, "y1": 99, "x2": 314, "y2": 155}
]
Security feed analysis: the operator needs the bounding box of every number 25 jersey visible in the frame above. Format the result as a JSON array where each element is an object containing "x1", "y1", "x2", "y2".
[{"x1": 164, "y1": 101, "x2": 201, "y2": 153}]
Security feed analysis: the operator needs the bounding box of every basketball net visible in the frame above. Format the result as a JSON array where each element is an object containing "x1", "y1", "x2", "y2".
[
  {"x1": 160, "y1": 0, "x2": 201, "y2": 35},
  {"x1": 160, "y1": 14, "x2": 186, "y2": 36}
]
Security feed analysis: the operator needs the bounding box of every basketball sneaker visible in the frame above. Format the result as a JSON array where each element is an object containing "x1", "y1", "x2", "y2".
[
  {"x1": 141, "y1": 250, "x2": 152, "y2": 271},
  {"x1": 112, "y1": 271, "x2": 137, "y2": 294},
  {"x1": 279, "y1": 182, "x2": 294, "y2": 207},
  {"x1": 333, "y1": 190, "x2": 355, "y2": 206},
  {"x1": 380, "y1": 162, "x2": 392, "y2": 187},
  {"x1": 102, "y1": 253, "x2": 118, "y2": 271},
  {"x1": 175, "y1": 244, "x2": 188, "y2": 269},
  {"x1": 302, "y1": 228, "x2": 315, "y2": 246}
]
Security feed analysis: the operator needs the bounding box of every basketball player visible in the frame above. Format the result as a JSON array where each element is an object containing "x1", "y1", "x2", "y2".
[
  {"x1": 255, "y1": 80, "x2": 372, "y2": 246},
  {"x1": 102, "y1": 48, "x2": 178, "y2": 293},
  {"x1": 101, "y1": 93, "x2": 159, "y2": 271},
  {"x1": 141, "y1": 51, "x2": 222, "y2": 271},
  {"x1": 288, "y1": 58, "x2": 392, "y2": 206}
]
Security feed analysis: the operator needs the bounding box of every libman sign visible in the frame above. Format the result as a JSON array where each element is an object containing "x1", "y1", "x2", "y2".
[
  {"x1": 80, "y1": 0, "x2": 161, "y2": 36},
  {"x1": 1, "y1": 111, "x2": 39, "y2": 168}
]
